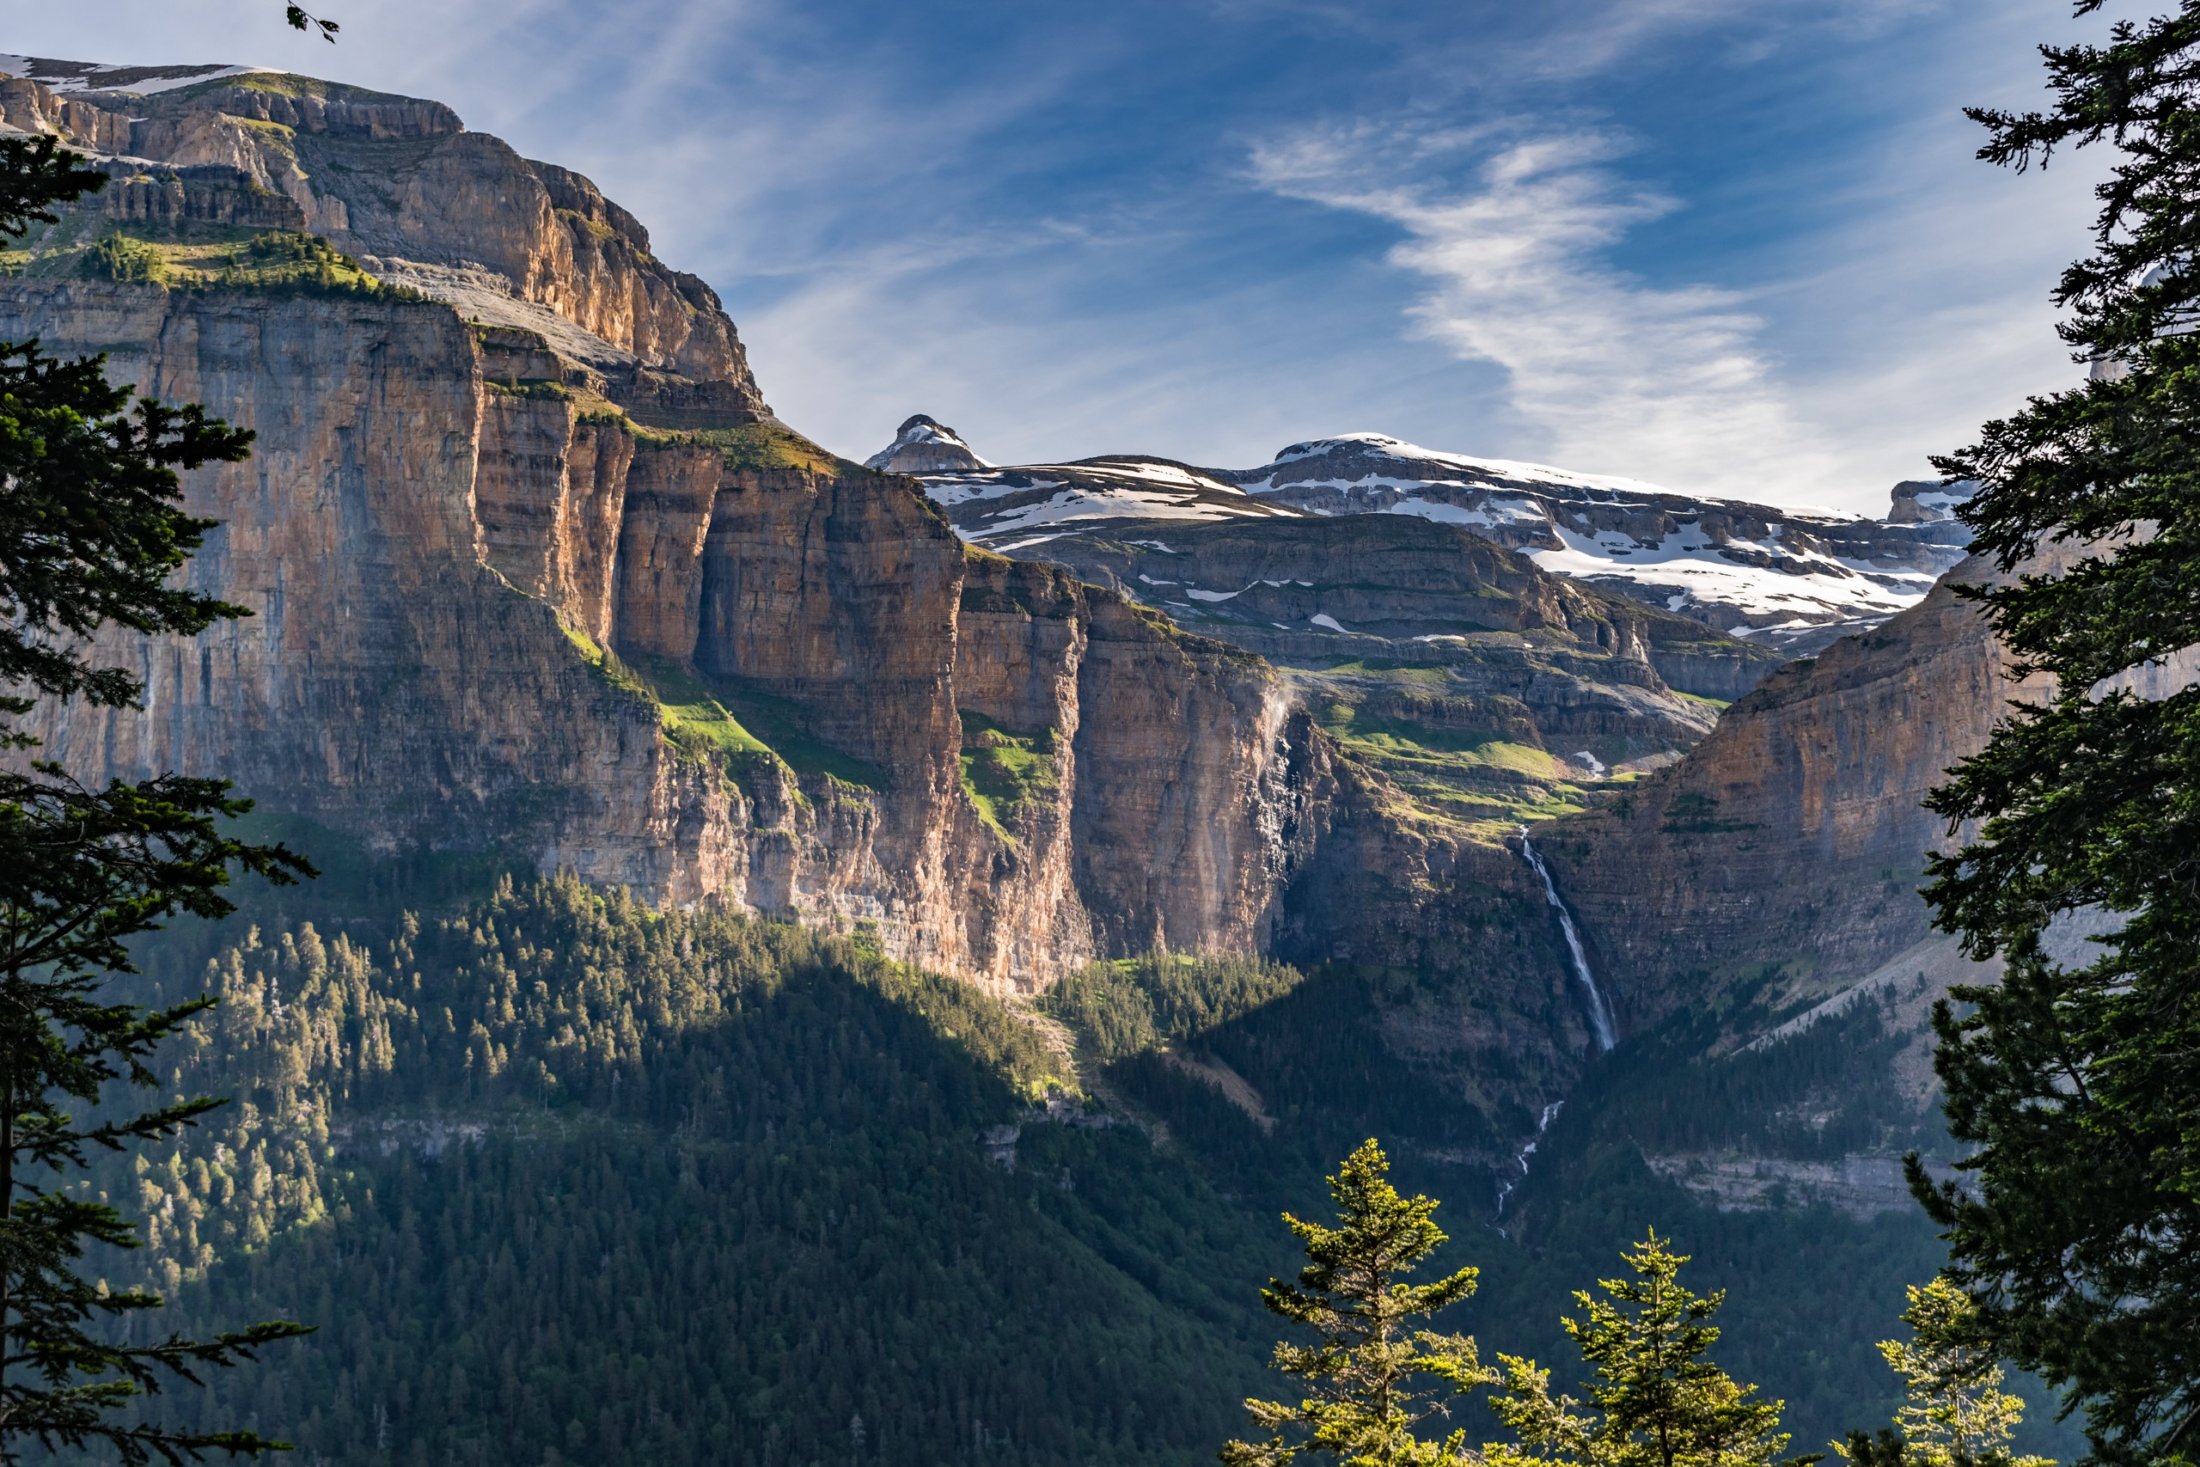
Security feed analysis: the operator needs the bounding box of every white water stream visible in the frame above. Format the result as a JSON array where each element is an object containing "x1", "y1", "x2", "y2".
[
  {"x1": 1518, "y1": 829, "x2": 1618, "y2": 1053},
  {"x1": 1494, "y1": 1099, "x2": 1564, "y2": 1222},
  {"x1": 1492, "y1": 832, "x2": 1620, "y2": 1225}
]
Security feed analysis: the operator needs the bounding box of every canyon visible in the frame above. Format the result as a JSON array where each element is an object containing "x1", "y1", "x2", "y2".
[
  {"x1": 0, "y1": 59, "x2": 1584, "y2": 1033},
  {"x1": 0, "y1": 54, "x2": 2064, "y2": 1185}
]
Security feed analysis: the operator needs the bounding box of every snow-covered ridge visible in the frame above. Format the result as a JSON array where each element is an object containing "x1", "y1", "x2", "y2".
[
  {"x1": 1239, "y1": 434, "x2": 1969, "y2": 651},
  {"x1": 0, "y1": 56, "x2": 267, "y2": 96},
  {"x1": 865, "y1": 414, "x2": 990, "y2": 474},
  {"x1": 924, "y1": 454, "x2": 1299, "y2": 549},
  {"x1": 1263, "y1": 432, "x2": 1804, "y2": 512},
  {"x1": 871, "y1": 418, "x2": 1973, "y2": 655}
]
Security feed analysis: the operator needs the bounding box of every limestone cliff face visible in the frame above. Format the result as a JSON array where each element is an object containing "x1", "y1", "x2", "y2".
[
  {"x1": 0, "y1": 278, "x2": 1349, "y2": 992},
  {"x1": 0, "y1": 66, "x2": 766, "y2": 424},
  {"x1": 0, "y1": 57, "x2": 1632, "y2": 1146},
  {"x1": 1530, "y1": 559, "x2": 2038, "y2": 1025}
]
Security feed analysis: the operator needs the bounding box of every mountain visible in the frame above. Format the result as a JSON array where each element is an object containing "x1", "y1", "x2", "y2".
[
  {"x1": 0, "y1": 61, "x2": 1419, "y2": 996},
  {"x1": 864, "y1": 412, "x2": 990, "y2": 473},
  {"x1": 0, "y1": 54, "x2": 2085, "y2": 1467},
  {"x1": 891, "y1": 424, "x2": 1972, "y2": 655}
]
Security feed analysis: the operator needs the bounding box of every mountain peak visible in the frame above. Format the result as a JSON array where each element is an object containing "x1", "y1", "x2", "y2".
[{"x1": 865, "y1": 415, "x2": 989, "y2": 474}]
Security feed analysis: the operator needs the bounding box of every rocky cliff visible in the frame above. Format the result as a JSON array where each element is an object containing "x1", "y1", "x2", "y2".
[
  {"x1": 0, "y1": 57, "x2": 1423, "y2": 996},
  {"x1": 1529, "y1": 562, "x2": 2027, "y2": 1027},
  {"x1": 866, "y1": 414, "x2": 989, "y2": 474},
  {"x1": 0, "y1": 59, "x2": 766, "y2": 428},
  {"x1": 0, "y1": 275, "x2": 1365, "y2": 992}
]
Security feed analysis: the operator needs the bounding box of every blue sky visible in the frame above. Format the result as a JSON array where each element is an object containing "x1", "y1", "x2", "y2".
[{"x1": 6, "y1": 1, "x2": 2131, "y2": 512}]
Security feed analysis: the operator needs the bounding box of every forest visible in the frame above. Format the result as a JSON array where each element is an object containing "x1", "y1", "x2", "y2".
[{"x1": 34, "y1": 871, "x2": 2063, "y2": 1465}]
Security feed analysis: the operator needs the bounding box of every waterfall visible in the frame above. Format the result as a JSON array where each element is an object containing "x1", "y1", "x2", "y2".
[
  {"x1": 1494, "y1": 1099, "x2": 1564, "y2": 1222},
  {"x1": 1518, "y1": 828, "x2": 1618, "y2": 1053}
]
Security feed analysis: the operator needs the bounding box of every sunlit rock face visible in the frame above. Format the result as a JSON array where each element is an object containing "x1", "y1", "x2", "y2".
[
  {"x1": 0, "y1": 62, "x2": 1394, "y2": 995},
  {"x1": 1533, "y1": 533, "x2": 2196, "y2": 1038},
  {"x1": 0, "y1": 55, "x2": 771, "y2": 428}
]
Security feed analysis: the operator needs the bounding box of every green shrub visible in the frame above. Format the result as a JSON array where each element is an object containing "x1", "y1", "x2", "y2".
[{"x1": 82, "y1": 233, "x2": 167, "y2": 284}]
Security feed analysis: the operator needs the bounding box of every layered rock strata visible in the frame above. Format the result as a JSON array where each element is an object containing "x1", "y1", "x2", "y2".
[
  {"x1": 0, "y1": 278, "x2": 1349, "y2": 992},
  {"x1": 0, "y1": 64, "x2": 767, "y2": 428},
  {"x1": 1529, "y1": 563, "x2": 2026, "y2": 1027}
]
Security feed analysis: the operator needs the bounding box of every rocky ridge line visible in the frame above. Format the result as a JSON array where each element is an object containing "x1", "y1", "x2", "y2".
[{"x1": 880, "y1": 420, "x2": 1973, "y2": 655}]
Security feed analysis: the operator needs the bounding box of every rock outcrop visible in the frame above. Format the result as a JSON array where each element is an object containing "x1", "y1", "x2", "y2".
[
  {"x1": 865, "y1": 414, "x2": 989, "y2": 475},
  {"x1": 0, "y1": 276, "x2": 1355, "y2": 993},
  {"x1": 1887, "y1": 478, "x2": 1975, "y2": 525},
  {"x1": 0, "y1": 61, "x2": 768, "y2": 429}
]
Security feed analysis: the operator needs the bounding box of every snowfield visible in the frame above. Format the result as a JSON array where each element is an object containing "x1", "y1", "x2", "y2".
[
  {"x1": 0, "y1": 57, "x2": 267, "y2": 95},
  {"x1": 922, "y1": 457, "x2": 1299, "y2": 538},
  {"x1": 881, "y1": 420, "x2": 1972, "y2": 655}
]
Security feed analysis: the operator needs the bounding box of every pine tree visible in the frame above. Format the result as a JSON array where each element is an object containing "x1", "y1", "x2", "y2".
[
  {"x1": 0, "y1": 134, "x2": 312, "y2": 1460},
  {"x1": 1837, "y1": 1279, "x2": 2047, "y2": 1467},
  {"x1": 1222, "y1": 1139, "x2": 1494, "y2": 1467},
  {"x1": 1486, "y1": 1232, "x2": 1809, "y2": 1467},
  {"x1": 1915, "y1": 7, "x2": 2200, "y2": 1464}
]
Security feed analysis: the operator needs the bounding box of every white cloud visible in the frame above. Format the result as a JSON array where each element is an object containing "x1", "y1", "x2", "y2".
[
  {"x1": 0, "y1": 0, "x2": 2129, "y2": 510},
  {"x1": 1250, "y1": 121, "x2": 1857, "y2": 504}
]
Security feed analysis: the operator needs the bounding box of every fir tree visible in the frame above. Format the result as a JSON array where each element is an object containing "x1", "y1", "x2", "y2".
[
  {"x1": 0, "y1": 135, "x2": 311, "y2": 1460},
  {"x1": 1836, "y1": 1279, "x2": 2047, "y2": 1467},
  {"x1": 1916, "y1": 6, "x2": 2200, "y2": 1463},
  {"x1": 1486, "y1": 1232, "x2": 1809, "y2": 1467},
  {"x1": 1222, "y1": 1139, "x2": 1494, "y2": 1466}
]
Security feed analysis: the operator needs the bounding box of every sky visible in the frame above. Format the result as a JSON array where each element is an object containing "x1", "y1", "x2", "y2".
[{"x1": 1, "y1": 1, "x2": 2141, "y2": 513}]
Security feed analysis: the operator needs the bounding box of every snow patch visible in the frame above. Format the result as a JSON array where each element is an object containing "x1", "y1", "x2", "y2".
[
  {"x1": 971, "y1": 489, "x2": 1278, "y2": 536},
  {"x1": 922, "y1": 474, "x2": 1062, "y2": 508},
  {"x1": 0, "y1": 56, "x2": 269, "y2": 95},
  {"x1": 1527, "y1": 523, "x2": 1928, "y2": 624}
]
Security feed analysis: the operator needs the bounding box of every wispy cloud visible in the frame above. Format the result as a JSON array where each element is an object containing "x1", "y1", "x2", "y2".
[
  {"x1": 1479, "y1": 0, "x2": 1943, "y2": 84},
  {"x1": 0, "y1": 0, "x2": 2116, "y2": 507},
  {"x1": 1249, "y1": 121, "x2": 1852, "y2": 502}
]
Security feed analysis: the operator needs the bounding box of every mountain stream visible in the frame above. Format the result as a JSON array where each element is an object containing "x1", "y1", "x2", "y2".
[{"x1": 1494, "y1": 1099, "x2": 1564, "y2": 1224}]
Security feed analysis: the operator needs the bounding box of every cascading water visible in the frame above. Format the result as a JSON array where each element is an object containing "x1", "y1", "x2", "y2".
[
  {"x1": 1518, "y1": 827, "x2": 1618, "y2": 1053},
  {"x1": 1494, "y1": 1099, "x2": 1564, "y2": 1224}
]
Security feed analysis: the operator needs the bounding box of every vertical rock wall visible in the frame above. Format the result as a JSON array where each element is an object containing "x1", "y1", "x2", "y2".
[
  {"x1": 1531, "y1": 564, "x2": 2037, "y2": 1023},
  {"x1": 3, "y1": 279, "x2": 1346, "y2": 992}
]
